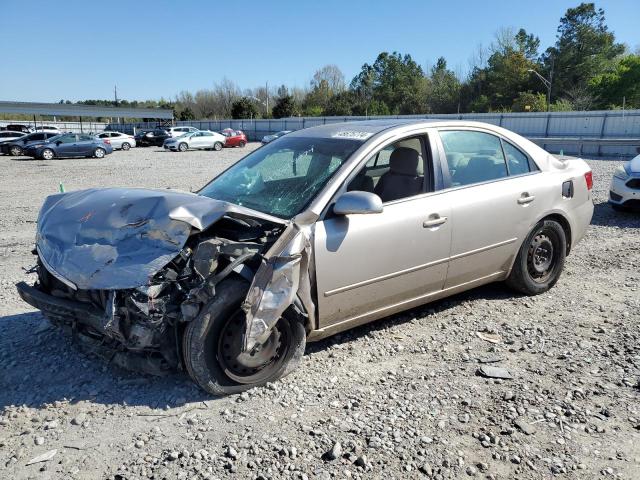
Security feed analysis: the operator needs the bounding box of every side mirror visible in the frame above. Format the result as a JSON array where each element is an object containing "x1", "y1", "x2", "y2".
[
  {"x1": 56, "y1": 141, "x2": 62, "y2": 146},
  {"x1": 333, "y1": 191, "x2": 383, "y2": 216}
]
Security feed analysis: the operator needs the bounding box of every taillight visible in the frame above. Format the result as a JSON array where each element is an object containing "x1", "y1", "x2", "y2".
[
  {"x1": 584, "y1": 171, "x2": 593, "y2": 190},
  {"x1": 103, "y1": 139, "x2": 111, "y2": 144}
]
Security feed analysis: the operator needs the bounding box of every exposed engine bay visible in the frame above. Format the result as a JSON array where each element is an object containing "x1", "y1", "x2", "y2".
[{"x1": 17, "y1": 188, "x2": 315, "y2": 376}]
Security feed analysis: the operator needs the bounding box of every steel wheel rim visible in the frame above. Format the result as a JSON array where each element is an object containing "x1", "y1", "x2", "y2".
[
  {"x1": 95, "y1": 149, "x2": 104, "y2": 158},
  {"x1": 11, "y1": 147, "x2": 21, "y2": 156},
  {"x1": 179, "y1": 143, "x2": 187, "y2": 152},
  {"x1": 527, "y1": 231, "x2": 557, "y2": 283},
  {"x1": 42, "y1": 149, "x2": 53, "y2": 159},
  {"x1": 122, "y1": 143, "x2": 130, "y2": 150},
  {"x1": 216, "y1": 310, "x2": 289, "y2": 384}
]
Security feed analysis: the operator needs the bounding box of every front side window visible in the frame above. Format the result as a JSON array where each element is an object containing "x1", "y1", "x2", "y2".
[
  {"x1": 347, "y1": 136, "x2": 426, "y2": 203},
  {"x1": 200, "y1": 136, "x2": 363, "y2": 218},
  {"x1": 58, "y1": 134, "x2": 77, "y2": 143},
  {"x1": 440, "y1": 130, "x2": 508, "y2": 187}
]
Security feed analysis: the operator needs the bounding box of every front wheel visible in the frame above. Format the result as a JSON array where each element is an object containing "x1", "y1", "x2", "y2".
[
  {"x1": 182, "y1": 278, "x2": 306, "y2": 395},
  {"x1": 9, "y1": 145, "x2": 23, "y2": 156},
  {"x1": 506, "y1": 219, "x2": 566, "y2": 295},
  {"x1": 213, "y1": 142, "x2": 223, "y2": 151},
  {"x1": 239, "y1": 140, "x2": 246, "y2": 148},
  {"x1": 41, "y1": 148, "x2": 54, "y2": 160},
  {"x1": 94, "y1": 147, "x2": 106, "y2": 158},
  {"x1": 121, "y1": 142, "x2": 131, "y2": 151},
  {"x1": 178, "y1": 142, "x2": 188, "y2": 152}
]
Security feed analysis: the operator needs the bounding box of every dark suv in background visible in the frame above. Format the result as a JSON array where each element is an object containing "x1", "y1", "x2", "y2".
[
  {"x1": 135, "y1": 128, "x2": 170, "y2": 147},
  {"x1": 0, "y1": 131, "x2": 59, "y2": 156}
]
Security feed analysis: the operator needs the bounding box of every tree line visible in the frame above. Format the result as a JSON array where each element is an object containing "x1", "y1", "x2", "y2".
[{"x1": 6, "y1": 3, "x2": 638, "y2": 123}]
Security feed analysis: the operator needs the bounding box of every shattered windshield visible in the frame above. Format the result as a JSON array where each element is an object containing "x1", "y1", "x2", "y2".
[{"x1": 199, "y1": 136, "x2": 363, "y2": 218}]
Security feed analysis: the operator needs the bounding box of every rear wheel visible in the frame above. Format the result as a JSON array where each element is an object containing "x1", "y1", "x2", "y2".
[
  {"x1": 213, "y1": 142, "x2": 223, "y2": 151},
  {"x1": 506, "y1": 219, "x2": 566, "y2": 295},
  {"x1": 9, "y1": 145, "x2": 23, "y2": 156},
  {"x1": 94, "y1": 147, "x2": 106, "y2": 158},
  {"x1": 239, "y1": 140, "x2": 246, "y2": 148},
  {"x1": 121, "y1": 142, "x2": 131, "y2": 151},
  {"x1": 178, "y1": 142, "x2": 188, "y2": 152},
  {"x1": 182, "y1": 278, "x2": 306, "y2": 395},
  {"x1": 41, "y1": 148, "x2": 54, "y2": 160}
]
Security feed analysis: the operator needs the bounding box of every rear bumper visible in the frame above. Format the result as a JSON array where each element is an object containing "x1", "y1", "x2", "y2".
[{"x1": 16, "y1": 281, "x2": 107, "y2": 333}]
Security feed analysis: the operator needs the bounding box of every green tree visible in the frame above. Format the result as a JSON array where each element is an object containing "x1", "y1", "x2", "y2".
[
  {"x1": 427, "y1": 57, "x2": 461, "y2": 113},
  {"x1": 590, "y1": 54, "x2": 640, "y2": 108},
  {"x1": 350, "y1": 52, "x2": 428, "y2": 114},
  {"x1": 512, "y1": 91, "x2": 547, "y2": 112},
  {"x1": 272, "y1": 95, "x2": 299, "y2": 118},
  {"x1": 231, "y1": 97, "x2": 258, "y2": 119},
  {"x1": 542, "y1": 3, "x2": 624, "y2": 100},
  {"x1": 179, "y1": 107, "x2": 195, "y2": 121}
]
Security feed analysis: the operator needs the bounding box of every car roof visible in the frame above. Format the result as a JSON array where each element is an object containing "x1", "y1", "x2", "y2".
[{"x1": 285, "y1": 119, "x2": 511, "y2": 139}]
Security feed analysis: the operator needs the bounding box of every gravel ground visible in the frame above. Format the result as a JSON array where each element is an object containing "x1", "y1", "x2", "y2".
[{"x1": 0, "y1": 145, "x2": 638, "y2": 480}]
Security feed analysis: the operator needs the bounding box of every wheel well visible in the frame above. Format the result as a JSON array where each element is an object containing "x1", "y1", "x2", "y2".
[{"x1": 543, "y1": 214, "x2": 572, "y2": 255}]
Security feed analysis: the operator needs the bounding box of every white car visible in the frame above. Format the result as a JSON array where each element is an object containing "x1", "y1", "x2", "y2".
[
  {"x1": 34, "y1": 126, "x2": 61, "y2": 133},
  {"x1": 609, "y1": 149, "x2": 640, "y2": 210},
  {"x1": 261, "y1": 130, "x2": 292, "y2": 144},
  {"x1": 0, "y1": 130, "x2": 26, "y2": 144},
  {"x1": 167, "y1": 126, "x2": 199, "y2": 137},
  {"x1": 97, "y1": 131, "x2": 137, "y2": 150},
  {"x1": 163, "y1": 130, "x2": 226, "y2": 152}
]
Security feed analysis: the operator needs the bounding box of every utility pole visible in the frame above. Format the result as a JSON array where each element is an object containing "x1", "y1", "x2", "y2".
[
  {"x1": 265, "y1": 81, "x2": 269, "y2": 118},
  {"x1": 114, "y1": 85, "x2": 120, "y2": 124},
  {"x1": 527, "y1": 68, "x2": 552, "y2": 112}
]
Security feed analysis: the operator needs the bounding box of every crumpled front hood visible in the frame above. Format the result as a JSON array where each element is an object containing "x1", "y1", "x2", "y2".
[{"x1": 36, "y1": 187, "x2": 237, "y2": 290}]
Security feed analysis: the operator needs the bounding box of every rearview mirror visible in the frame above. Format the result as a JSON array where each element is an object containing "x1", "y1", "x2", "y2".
[{"x1": 333, "y1": 191, "x2": 383, "y2": 216}]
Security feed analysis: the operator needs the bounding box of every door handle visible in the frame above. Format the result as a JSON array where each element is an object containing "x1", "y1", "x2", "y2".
[
  {"x1": 423, "y1": 215, "x2": 448, "y2": 228},
  {"x1": 517, "y1": 193, "x2": 535, "y2": 205}
]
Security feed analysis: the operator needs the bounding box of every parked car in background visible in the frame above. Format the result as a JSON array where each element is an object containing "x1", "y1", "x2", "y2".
[
  {"x1": 609, "y1": 147, "x2": 640, "y2": 211},
  {"x1": 261, "y1": 130, "x2": 292, "y2": 144},
  {"x1": 4, "y1": 124, "x2": 33, "y2": 133},
  {"x1": 221, "y1": 128, "x2": 247, "y2": 147},
  {"x1": 16, "y1": 120, "x2": 593, "y2": 394},
  {"x1": 23, "y1": 133, "x2": 113, "y2": 160},
  {"x1": 0, "y1": 131, "x2": 59, "y2": 156},
  {"x1": 97, "y1": 131, "x2": 136, "y2": 150},
  {"x1": 0, "y1": 131, "x2": 26, "y2": 144},
  {"x1": 167, "y1": 126, "x2": 199, "y2": 137},
  {"x1": 163, "y1": 130, "x2": 226, "y2": 152},
  {"x1": 34, "y1": 126, "x2": 61, "y2": 133},
  {"x1": 135, "y1": 128, "x2": 171, "y2": 147}
]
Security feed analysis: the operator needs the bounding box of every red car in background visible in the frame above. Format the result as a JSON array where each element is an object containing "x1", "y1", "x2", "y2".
[{"x1": 220, "y1": 128, "x2": 247, "y2": 148}]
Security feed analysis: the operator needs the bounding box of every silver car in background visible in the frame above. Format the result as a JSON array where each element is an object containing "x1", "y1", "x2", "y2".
[
  {"x1": 17, "y1": 120, "x2": 594, "y2": 395},
  {"x1": 163, "y1": 130, "x2": 226, "y2": 151},
  {"x1": 167, "y1": 126, "x2": 199, "y2": 137},
  {"x1": 97, "y1": 131, "x2": 137, "y2": 150},
  {"x1": 261, "y1": 130, "x2": 292, "y2": 144},
  {"x1": 609, "y1": 147, "x2": 640, "y2": 210},
  {"x1": 0, "y1": 130, "x2": 26, "y2": 144}
]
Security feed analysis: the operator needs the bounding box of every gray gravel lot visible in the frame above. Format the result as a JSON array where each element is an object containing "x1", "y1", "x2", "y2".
[{"x1": 0, "y1": 145, "x2": 639, "y2": 479}]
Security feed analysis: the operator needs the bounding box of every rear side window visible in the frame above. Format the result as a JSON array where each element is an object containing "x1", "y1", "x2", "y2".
[
  {"x1": 32, "y1": 133, "x2": 45, "y2": 140},
  {"x1": 502, "y1": 141, "x2": 530, "y2": 176},
  {"x1": 440, "y1": 130, "x2": 508, "y2": 187}
]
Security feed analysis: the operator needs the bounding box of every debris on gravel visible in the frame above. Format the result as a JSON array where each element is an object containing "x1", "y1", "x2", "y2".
[{"x1": 1, "y1": 149, "x2": 639, "y2": 479}]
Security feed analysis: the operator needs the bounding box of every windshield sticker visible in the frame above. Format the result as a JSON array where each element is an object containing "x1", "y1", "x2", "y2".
[{"x1": 332, "y1": 130, "x2": 373, "y2": 140}]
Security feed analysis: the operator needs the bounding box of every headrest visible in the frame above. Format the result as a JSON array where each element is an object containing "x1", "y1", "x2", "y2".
[{"x1": 389, "y1": 147, "x2": 420, "y2": 176}]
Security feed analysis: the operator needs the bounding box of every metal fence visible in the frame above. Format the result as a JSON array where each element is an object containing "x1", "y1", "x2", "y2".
[
  {"x1": 0, "y1": 120, "x2": 109, "y2": 134},
  {"x1": 4, "y1": 110, "x2": 638, "y2": 156}
]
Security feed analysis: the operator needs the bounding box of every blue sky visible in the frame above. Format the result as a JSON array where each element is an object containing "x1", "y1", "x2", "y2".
[{"x1": 1, "y1": 0, "x2": 638, "y2": 102}]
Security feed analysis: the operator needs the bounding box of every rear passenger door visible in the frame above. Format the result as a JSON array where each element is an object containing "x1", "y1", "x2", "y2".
[{"x1": 436, "y1": 128, "x2": 545, "y2": 288}]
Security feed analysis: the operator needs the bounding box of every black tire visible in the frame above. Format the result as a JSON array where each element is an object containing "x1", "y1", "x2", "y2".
[
  {"x1": 239, "y1": 140, "x2": 246, "y2": 148},
  {"x1": 506, "y1": 219, "x2": 566, "y2": 295},
  {"x1": 182, "y1": 277, "x2": 306, "y2": 395},
  {"x1": 611, "y1": 204, "x2": 626, "y2": 212},
  {"x1": 41, "y1": 148, "x2": 54, "y2": 160},
  {"x1": 9, "y1": 145, "x2": 23, "y2": 156},
  {"x1": 178, "y1": 142, "x2": 188, "y2": 152},
  {"x1": 213, "y1": 142, "x2": 223, "y2": 151},
  {"x1": 121, "y1": 142, "x2": 131, "y2": 151},
  {"x1": 94, "y1": 147, "x2": 106, "y2": 159}
]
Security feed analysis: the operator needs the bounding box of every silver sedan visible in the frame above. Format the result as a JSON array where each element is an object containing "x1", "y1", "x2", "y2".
[{"x1": 17, "y1": 120, "x2": 594, "y2": 395}]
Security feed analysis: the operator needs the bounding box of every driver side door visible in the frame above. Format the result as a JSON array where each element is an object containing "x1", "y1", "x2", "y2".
[{"x1": 313, "y1": 134, "x2": 452, "y2": 330}]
